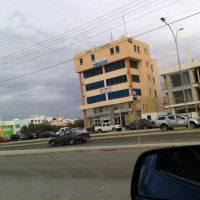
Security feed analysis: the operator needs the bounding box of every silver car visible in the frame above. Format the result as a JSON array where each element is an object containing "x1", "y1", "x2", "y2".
[{"x1": 154, "y1": 114, "x2": 200, "y2": 130}]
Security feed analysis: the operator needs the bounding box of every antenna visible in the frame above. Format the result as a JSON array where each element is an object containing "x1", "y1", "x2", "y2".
[
  {"x1": 122, "y1": 11, "x2": 127, "y2": 36},
  {"x1": 109, "y1": 33, "x2": 113, "y2": 42}
]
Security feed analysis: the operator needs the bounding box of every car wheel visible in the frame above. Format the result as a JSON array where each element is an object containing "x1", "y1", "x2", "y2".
[
  {"x1": 50, "y1": 140, "x2": 55, "y2": 147},
  {"x1": 82, "y1": 140, "x2": 87, "y2": 143},
  {"x1": 98, "y1": 129, "x2": 102, "y2": 133},
  {"x1": 69, "y1": 138, "x2": 75, "y2": 145},
  {"x1": 190, "y1": 122, "x2": 196, "y2": 129},
  {"x1": 126, "y1": 127, "x2": 130, "y2": 131},
  {"x1": 161, "y1": 124, "x2": 169, "y2": 131},
  {"x1": 143, "y1": 125, "x2": 148, "y2": 129}
]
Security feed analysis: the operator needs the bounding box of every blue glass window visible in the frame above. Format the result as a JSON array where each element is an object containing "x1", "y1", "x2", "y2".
[
  {"x1": 87, "y1": 94, "x2": 106, "y2": 104},
  {"x1": 130, "y1": 60, "x2": 138, "y2": 69},
  {"x1": 108, "y1": 89, "x2": 129, "y2": 100},
  {"x1": 106, "y1": 75, "x2": 127, "y2": 86},
  {"x1": 84, "y1": 67, "x2": 103, "y2": 79},
  {"x1": 105, "y1": 60, "x2": 125, "y2": 73},
  {"x1": 85, "y1": 80, "x2": 104, "y2": 91},
  {"x1": 132, "y1": 74, "x2": 140, "y2": 82}
]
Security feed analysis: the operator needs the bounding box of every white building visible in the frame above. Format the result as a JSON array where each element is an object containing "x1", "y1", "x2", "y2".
[{"x1": 29, "y1": 115, "x2": 47, "y2": 125}]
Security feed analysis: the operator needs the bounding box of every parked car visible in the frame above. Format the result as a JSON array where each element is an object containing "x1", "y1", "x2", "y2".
[
  {"x1": 94, "y1": 123, "x2": 123, "y2": 133},
  {"x1": 154, "y1": 114, "x2": 200, "y2": 130},
  {"x1": 39, "y1": 131, "x2": 56, "y2": 138},
  {"x1": 0, "y1": 136, "x2": 10, "y2": 143},
  {"x1": 49, "y1": 128, "x2": 90, "y2": 146},
  {"x1": 87, "y1": 124, "x2": 101, "y2": 134},
  {"x1": 126, "y1": 119, "x2": 155, "y2": 130},
  {"x1": 27, "y1": 133, "x2": 38, "y2": 140},
  {"x1": 10, "y1": 133, "x2": 27, "y2": 141}
]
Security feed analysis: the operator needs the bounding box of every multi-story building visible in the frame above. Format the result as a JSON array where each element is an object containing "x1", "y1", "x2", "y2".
[
  {"x1": 159, "y1": 49, "x2": 200, "y2": 115},
  {"x1": 73, "y1": 37, "x2": 163, "y2": 128}
]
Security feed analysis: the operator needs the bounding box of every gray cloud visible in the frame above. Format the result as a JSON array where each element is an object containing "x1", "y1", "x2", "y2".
[{"x1": 0, "y1": 0, "x2": 199, "y2": 120}]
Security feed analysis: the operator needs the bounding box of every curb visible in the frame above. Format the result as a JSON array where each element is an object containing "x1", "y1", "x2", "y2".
[{"x1": 1, "y1": 142, "x2": 200, "y2": 157}]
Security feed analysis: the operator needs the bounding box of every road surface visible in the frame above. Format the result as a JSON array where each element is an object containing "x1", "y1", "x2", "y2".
[
  {"x1": 0, "y1": 149, "x2": 143, "y2": 200},
  {"x1": 1, "y1": 131, "x2": 200, "y2": 151}
]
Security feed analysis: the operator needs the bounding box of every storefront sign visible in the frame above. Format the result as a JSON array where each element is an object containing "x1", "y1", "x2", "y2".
[
  {"x1": 100, "y1": 87, "x2": 112, "y2": 94},
  {"x1": 93, "y1": 58, "x2": 107, "y2": 67}
]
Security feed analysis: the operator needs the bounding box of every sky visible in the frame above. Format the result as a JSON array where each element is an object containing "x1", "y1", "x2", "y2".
[{"x1": 0, "y1": 0, "x2": 200, "y2": 121}]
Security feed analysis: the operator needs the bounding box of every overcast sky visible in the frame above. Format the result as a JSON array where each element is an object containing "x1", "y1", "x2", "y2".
[{"x1": 0, "y1": 0, "x2": 200, "y2": 121}]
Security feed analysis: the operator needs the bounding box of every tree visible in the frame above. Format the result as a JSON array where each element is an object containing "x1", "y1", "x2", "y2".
[
  {"x1": 20, "y1": 123, "x2": 60, "y2": 136},
  {"x1": 67, "y1": 119, "x2": 84, "y2": 128}
]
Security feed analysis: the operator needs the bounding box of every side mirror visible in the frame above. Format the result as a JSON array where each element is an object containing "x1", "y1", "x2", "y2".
[{"x1": 131, "y1": 145, "x2": 200, "y2": 200}]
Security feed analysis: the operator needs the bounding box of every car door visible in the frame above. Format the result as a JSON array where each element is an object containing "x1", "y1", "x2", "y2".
[
  {"x1": 167, "y1": 115, "x2": 177, "y2": 128},
  {"x1": 56, "y1": 132, "x2": 66, "y2": 144},
  {"x1": 65, "y1": 130, "x2": 72, "y2": 143},
  {"x1": 130, "y1": 121, "x2": 137, "y2": 129},
  {"x1": 175, "y1": 114, "x2": 187, "y2": 127},
  {"x1": 137, "y1": 119, "x2": 144, "y2": 129}
]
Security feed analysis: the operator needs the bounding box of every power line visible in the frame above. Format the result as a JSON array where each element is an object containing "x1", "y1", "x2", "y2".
[
  {"x1": 0, "y1": 0, "x2": 144, "y2": 62},
  {"x1": 0, "y1": 1, "x2": 180, "y2": 71},
  {"x1": 0, "y1": 59, "x2": 73, "y2": 84},
  {"x1": 0, "y1": 10, "x2": 199, "y2": 85},
  {"x1": 0, "y1": 0, "x2": 164, "y2": 65}
]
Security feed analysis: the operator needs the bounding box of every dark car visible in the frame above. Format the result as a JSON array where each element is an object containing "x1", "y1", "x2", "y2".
[
  {"x1": 10, "y1": 133, "x2": 27, "y2": 141},
  {"x1": 87, "y1": 124, "x2": 101, "y2": 134},
  {"x1": 49, "y1": 128, "x2": 90, "y2": 146},
  {"x1": 0, "y1": 136, "x2": 10, "y2": 143},
  {"x1": 125, "y1": 119, "x2": 155, "y2": 130},
  {"x1": 27, "y1": 133, "x2": 38, "y2": 140},
  {"x1": 39, "y1": 131, "x2": 56, "y2": 138}
]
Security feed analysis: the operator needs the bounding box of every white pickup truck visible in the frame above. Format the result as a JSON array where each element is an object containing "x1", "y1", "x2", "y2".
[{"x1": 94, "y1": 123, "x2": 123, "y2": 133}]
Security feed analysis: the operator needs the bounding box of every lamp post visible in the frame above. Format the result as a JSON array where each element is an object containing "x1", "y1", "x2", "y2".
[{"x1": 160, "y1": 17, "x2": 190, "y2": 128}]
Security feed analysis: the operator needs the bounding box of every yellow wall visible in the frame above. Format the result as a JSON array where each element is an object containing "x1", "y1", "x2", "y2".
[{"x1": 73, "y1": 37, "x2": 163, "y2": 126}]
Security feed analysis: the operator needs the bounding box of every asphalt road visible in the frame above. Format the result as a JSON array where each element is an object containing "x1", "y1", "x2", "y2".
[
  {"x1": 0, "y1": 131, "x2": 200, "y2": 151},
  {"x1": 0, "y1": 149, "x2": 143, "y2": 200}
]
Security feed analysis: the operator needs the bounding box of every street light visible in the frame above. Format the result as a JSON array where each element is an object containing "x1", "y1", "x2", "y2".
[{"x1": 160, "y1": 17, "x2": 190, "y2": 128}]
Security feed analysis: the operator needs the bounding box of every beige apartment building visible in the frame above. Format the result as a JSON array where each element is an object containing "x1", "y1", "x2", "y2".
[
  {"x1": 73, "y1": 37, "x2": 163, "y2": 128},
  {"x1": 160, "y1": 49, "x2": 200, "y2": 115}
]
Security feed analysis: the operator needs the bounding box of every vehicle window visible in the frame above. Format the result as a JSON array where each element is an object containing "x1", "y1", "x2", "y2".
[
  {"x1": 106, "y1": 123, "x2": 110, "y2": 126},
  {"x1": 66, "y1": 131, "x2": 71, "y2": 135},
  {"x1": 143, "y1": 154, "x2": 157, "y2": 169},
  {"x1": 59, "y1": 132, "x2": 65, "y2": 136},
  {"x1": 75, "y1": 129, "x2": 81, "y2": 133},
  {"x1": 157, "y1": 116, "x2": 165, "y2": 120},
  {"x1": 168, "y1": 115, "x2": 175, "y2": 120},
  {"x1": 176, "y1": 115, "x2": 186, "y2": 120},
  {"x1": 157, "y1": 150, "x2": 200, "y2": 183}
]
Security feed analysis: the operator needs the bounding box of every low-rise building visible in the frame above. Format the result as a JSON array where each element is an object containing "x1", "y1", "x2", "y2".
[
  {"x1": 29, "y1": 115, "x2": 47, "y2": 124},
  {"x1": 0, "y1": 119, "x2": 30, "y2": 138}
]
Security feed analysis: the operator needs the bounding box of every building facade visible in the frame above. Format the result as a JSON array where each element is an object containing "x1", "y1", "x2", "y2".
[
  {"x1": 29, "y1": 115, "x2": 47, "y2": 125},
  {"x1": 159, "y1": 49, "x2": 200, "y2": 116},
  {"x1": 0, "y1": 119, "x2": 30, "y2": 138},
  {"x1": 73, "y1": 37, "x2": 163, "y2": 128}
]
